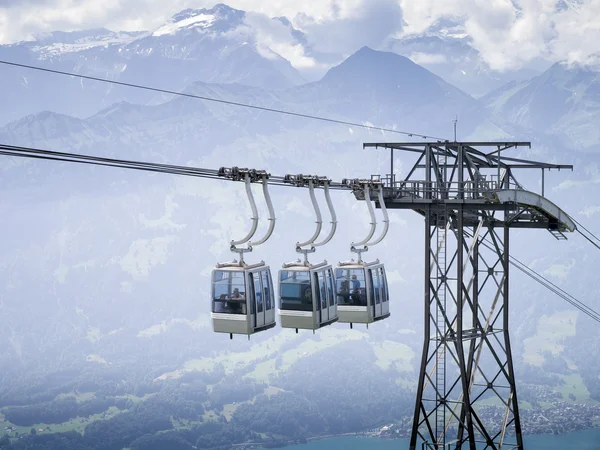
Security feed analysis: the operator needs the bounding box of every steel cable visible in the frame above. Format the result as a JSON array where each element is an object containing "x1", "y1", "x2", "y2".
[{"x1": 0, "y1": 59, "x2": 447, "y2": 141}]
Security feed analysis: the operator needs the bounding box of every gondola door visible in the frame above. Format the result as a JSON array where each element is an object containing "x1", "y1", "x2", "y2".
[
  {"x1": 369, "y1": 269, "x2": 383, "y2": 318},
  {"x1": 309, "y1": 272, "x2": 319, "y2": 325},
  {"x1": 325, "y1": 269, "x2": 336, "y2": 320},
  {"x1": 252, "y1": 271, "x2": 265, "y2": 329},
  {"x1": 380, "y1": 267, "x2": 389, "y2": 317},
  {"x1": 373, "y1": 269, "x2": 383, "y2": 317},
  {"x1": 262, "y1": 270, "x2": 275, "y2": 326},
  {"x1": 316, "y1": 270, "x2": 328, "y2": 324}
]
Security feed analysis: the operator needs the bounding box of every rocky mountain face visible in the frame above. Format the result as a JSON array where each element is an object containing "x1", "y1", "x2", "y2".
[
  {"x1": 0, "y1": 4, "x2": 304, "y2": 126},
  {"x1": 385, "y1": 17, "x2": 546, "y2": 98},
  {"x1": 484, "y1": 60, "x2": 600, "y2": 151}
]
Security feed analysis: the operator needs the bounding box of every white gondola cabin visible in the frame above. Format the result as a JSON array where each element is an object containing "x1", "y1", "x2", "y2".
[
  {"x1": 335, "y1": 260, "x2": 389, "y2": 326},
  {"x1": 279, "y1": 262, "x2": 338, "y2": 331},
  {"x1": 212, "y1": 167, "x2": 277, "y2": 339},
  {"x1": 212, "y1": 263, "x2": 276, "y2": 338},
  {"x1": 278, "y1": 175, "x2": 339, "y2": 332},
  {"x1": 337, "y1": 180, "x2": 391, "y2": 328}
]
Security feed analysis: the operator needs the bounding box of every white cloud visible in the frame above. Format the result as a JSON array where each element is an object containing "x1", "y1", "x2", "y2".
[
  {"x1": 543, "y1": 259, "x2": 575, "y2": 280},
  {"x1": 400, "y1": 0, "x2": 600, "y2": 71},
  {"x1": 1, "y1": 0, "x2": 600, "y2": 72},
  {"x1": 243, "y1": 12, "x2": 318, "y2": 69},
  {"x1": 580, "y1": 205, "x2": 600, "y2": 217},
  {"x1": 285, "y1": 196, "x2": 312, "y2": 216},
  {"x1": 0, "y1": 0, "x2": 354, "y2": 44},
  {"x1": 0, "y1": 0, "x2": 398, "y2": 69},
  {"x1": 295, "y1": 0, "x2": 404, "y2": 55},
  {"x1": 409, "y1": 52, "x2": 448, "y2": 65},
  {"x1": 554, "y1": 163, "x2": 600, "y2": 191},
  {"x1": 463, "y1": 0, "x2": 558, "y2": 70}
]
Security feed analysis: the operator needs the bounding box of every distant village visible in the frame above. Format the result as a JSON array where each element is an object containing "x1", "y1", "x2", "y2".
[
  {"x1": 375, "y1": 401, "x2": 600, "y2": 439},
  {"x1": 216, "y1": 400, "x2": 600, "y2": 450}
]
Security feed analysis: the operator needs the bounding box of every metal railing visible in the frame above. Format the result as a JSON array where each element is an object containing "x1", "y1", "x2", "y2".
[{"x1": 378, "y1": 176, "x2": 523, "y2": 201}]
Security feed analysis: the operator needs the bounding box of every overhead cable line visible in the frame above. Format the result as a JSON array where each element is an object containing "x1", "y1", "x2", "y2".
[
  {"x1": 571, "y1": 217, "x2": 600, "y2": 252},
  {"x1": 2, "y1": 143, "x2": 598, "y2": 322},
  {"x1": 0, "y1": 143, "x2": 350, "y2": 190},
  {"x1": 509, "y1": 256, "x2": 600, "y2": 322},
  {"x1": 0, "y1": 59, "x2": 447, "y2": 141},
  {"x1": 577, "y1": 230, "x2": 600, "y2": 252},
  {"x1": 470, "y1": 232, "x2": 600, "y2": 324}
]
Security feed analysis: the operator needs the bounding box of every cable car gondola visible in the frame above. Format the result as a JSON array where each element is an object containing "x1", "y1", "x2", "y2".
[
  {"x1": 335, "y1": 260, "x2": 389, "y2": 326},
  {"x1": 279, "y1": 175, "x2": 339, "y2": 332},
  {"x1": 336, "y1": 180, "x2": 390, "y2": 327},
  {"x1": 211, "y1": 168, "x2": 277, "y2": 339},
  {"x1": 212, "y1": 263, "x2": 275, "y2": 336},
  {"x1": 279, "y1": 262, "x2": 337, "y2": 331}
]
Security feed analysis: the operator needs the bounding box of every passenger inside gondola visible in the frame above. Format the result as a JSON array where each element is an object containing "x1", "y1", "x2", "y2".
[
  {"x1": 338, "y1": 279, "x2": 350, "y2": 304},
  {"x1": 213, "y1": 270, "x2": 247, "y2": 314},
  {"x1": 280, "y1": 271, "x2": 313, "y2": 311},
  {"x1": 228, "y1": 288, "x2": 245, "y2": 313},
  {"x1": 303, "y1": 285, "x2": 312, "y2": 306},
  {"x1": 336, "y1": 269, "x2": 367, "y2": 306}
]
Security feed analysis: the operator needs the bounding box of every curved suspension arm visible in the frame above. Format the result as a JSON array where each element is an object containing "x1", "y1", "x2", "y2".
[
  {"x1": 297, "y1": 179, "x2": 323, "y2": 248},
  {"x1": 231, "y1": 174, "x2": 259, "y2": 247},
  {"x1": 313, "y1": 182, "x2": 337, "y2": 247},
  {"x1": 352, "y1": 185, "x2": 377, "y2": 247},
  {"x1": 365, "y1": 186, "x2": 389, "y2": 247},
  {"x1": 249, "y1": 176, "x2": 276, "y2": 247}
]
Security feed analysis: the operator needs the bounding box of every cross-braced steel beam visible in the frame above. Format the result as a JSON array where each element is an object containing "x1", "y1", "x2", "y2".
[
  {"x1": 357, "y1": 141, "x2": 574, "y2": 450},
  {"x1": 409, "y1": 208, "x2": 522, "y2": 450}
]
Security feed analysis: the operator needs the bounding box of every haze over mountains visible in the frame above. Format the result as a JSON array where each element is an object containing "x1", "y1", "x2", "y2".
[
  {"x1": 1, "y1": 2, "x2": 598, "y2": 155},
  {"x1": 0, "y1": 2, "x2": 599, "y2": 449},
  {"x1": 0, "y1": 4, "x2": 306, "y2": 125}
]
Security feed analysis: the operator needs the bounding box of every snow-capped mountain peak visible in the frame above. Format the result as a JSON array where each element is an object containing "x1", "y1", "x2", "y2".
[
  {"x1": 417, "y1": 16, "x2": 468, "y2": 40},
  {"x1": 152, "y1": 13, "x2": 216, "y2": 37},
  {"x1": 555, "y1": 0, "x2": 584, "y2": 12},
  {"x1": 150, "y1": 4, "x2": 245, "y2": 37},
  {"x1": 27, "y1": 28, "x2": 143, "y2": 58},
  {"x1": 0, "y1": 3, "x2": 308, "y2": 125}
]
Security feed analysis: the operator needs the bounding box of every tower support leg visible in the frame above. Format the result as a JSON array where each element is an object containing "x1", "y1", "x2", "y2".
[{"x1": 410, "y1": 211, "x2": 523, "y2": 449}]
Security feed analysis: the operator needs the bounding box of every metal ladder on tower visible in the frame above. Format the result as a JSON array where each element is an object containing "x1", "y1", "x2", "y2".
[
  {"x1": 435, "y1": 219, "x2": 448, "y2": 448},
  {"x1": 548, "y1": 228, "x2": 568, "y2": 240}
]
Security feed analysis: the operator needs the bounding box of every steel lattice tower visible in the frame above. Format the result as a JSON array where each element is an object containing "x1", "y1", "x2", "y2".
[{"x1": 356, "y1": 142, "x2": 575, "y2": 450}]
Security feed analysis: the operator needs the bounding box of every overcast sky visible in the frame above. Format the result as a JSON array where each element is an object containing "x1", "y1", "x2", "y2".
[{"x1": 1, "y1": 0, "x2": 599, "y2": 71}]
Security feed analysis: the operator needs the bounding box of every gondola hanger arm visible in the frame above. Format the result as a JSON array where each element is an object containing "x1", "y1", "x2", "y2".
[
  {"x1": 313, "y1": 181, "x2": 337, "y2": 247},
  {"x1": 351, "y1": 185, "x2": 377, "y2": 248},
  {"x1": 296, "y1": 178, "x2": 323, "y2": 249},
  {"x1": 230, "y1": 173, "x2": 259, "y2": 248},
  {"x1": 364, "y1": 186, "x2": 389, "y2": 247},
  {"x1": 249, "y1": 175, "x2": 276, "y2": 247}
]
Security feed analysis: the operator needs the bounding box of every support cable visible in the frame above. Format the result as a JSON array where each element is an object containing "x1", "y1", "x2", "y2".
[
  {"x1": 508, "y1": 256, "x2": 600, "y2": 322},
  {"x1": 0, "y1": 59, "x2": 447, "y2": 141},
  {"x1": 3, "y1": 145, "x2": 598, "y2": 322},
  {"x1": 468, "y1": 232, "x2": 600, "y2": 324},
  {"x1": 577, "y1": 230, "x2": 600, "y2": 251},
  {"x1": 571, "y1": 217, "x2": 600, "y2": 252},
  {"x1": 0, "y1": 143, "x2": 351, "y2": 190}
]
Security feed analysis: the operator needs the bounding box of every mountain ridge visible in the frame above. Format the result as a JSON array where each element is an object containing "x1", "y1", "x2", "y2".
[
  {"x1": 0, "y1": 3, "x2": 306, "y2": 126},
  {"x1": 483, "y1": 60, "x2": 600, "y2": 150}
]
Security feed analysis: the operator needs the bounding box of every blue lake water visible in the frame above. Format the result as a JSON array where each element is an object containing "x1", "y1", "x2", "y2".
[{"x1": 284, "y1": 428, "x2": 600, "y2": 449}]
